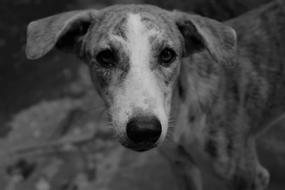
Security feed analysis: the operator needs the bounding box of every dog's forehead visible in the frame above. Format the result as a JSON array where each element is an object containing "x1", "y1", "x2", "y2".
[
  {"x1": 87, "y1": 5, "x2": 179, "y2": 48},
  {"x1": 100, "y1": 4, "x2": 171, "y2": 25}
]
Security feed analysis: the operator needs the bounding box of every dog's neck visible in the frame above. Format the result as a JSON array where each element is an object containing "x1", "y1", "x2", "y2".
[{"x1": 168, "y1": 59, "x2": 240, "y2": 144}]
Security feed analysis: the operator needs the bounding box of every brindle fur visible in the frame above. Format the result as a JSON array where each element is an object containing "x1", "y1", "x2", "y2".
[
  {"x1": 25, "y1": 1, "x2": 285, "y2": 190},
  {"x1": 164, "y1": 1, "x2": 285, "y2": 190}
]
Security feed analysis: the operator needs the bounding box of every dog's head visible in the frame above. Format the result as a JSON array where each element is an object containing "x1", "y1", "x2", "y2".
[{"x1": 26, "y1": 4, "x2": 236, "y2": 151}]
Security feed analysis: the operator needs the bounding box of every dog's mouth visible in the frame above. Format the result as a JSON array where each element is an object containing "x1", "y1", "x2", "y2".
[{"x1": 120, "y1": 139, "x2": 158, "y2": 152}]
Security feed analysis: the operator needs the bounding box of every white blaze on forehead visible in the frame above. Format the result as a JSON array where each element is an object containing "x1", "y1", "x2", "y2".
[
  {"x1": 125, "y1": 13, "x2": 164, "y2": 116},
  {"x1": 111, "y1": 13, "x2": 168, "y2": 142},
  {"x1": 127, "y1": 14, "x2": 155, "y2": 67}
]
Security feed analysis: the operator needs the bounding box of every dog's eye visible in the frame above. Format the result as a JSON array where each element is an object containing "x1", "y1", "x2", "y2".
[
  {"x1": 159, "y1": 48, "x2": 177, "y2": 67},
  {"x1": 96, "y1": 49, "x2": 117, "y2": 68}
]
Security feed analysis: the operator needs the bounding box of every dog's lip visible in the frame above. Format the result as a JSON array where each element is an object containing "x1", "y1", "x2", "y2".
[{"x1": 120, "y1": 140, "x2": 157, "y2": 152}]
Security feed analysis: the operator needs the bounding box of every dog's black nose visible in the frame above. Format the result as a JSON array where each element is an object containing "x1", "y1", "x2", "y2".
[{"x1": 126, "y1": 115, "x2": 162, "y2": 144}]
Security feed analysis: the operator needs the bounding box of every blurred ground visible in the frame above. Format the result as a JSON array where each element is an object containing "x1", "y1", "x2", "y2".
[{"x1": 0, "y1": 0, "x2": 284, "y2": 190}]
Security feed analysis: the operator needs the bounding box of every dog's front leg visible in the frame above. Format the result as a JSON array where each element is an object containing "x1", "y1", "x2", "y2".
[
  {"x1": 229, "y1": 137, "x2": 270, "y2": 190},
  {"x1": 208, "y1": 135, "x2": 270, "y2": 190},
  {"x1": 159, "y1": 145, "x2": 202, "y2": 190},
  {"x1": 170, "y1": 159, "x2": 202, "y2": 190}
]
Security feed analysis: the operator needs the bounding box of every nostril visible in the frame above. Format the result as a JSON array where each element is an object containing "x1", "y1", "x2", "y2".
[{"x1": 126, "y1": 115, "x2": 162, "y2": 144}]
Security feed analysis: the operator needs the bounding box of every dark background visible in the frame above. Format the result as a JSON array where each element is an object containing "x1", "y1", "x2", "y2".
[{"x1": 0, "y1": 0, "x2": 284, "y2": 190}]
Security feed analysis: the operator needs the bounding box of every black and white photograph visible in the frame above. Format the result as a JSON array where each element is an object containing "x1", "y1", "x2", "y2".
[{"x1": 0, "y1": 0, "x2": 284, "y2": 189}]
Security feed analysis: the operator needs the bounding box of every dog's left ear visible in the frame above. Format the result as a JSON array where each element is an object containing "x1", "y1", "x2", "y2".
[
  {"x1": 26, "y1": 10, "x2": 97, "y2": 60},
  {"x1": 171, "y1": 11, "x2": 237, "y2": 65}
]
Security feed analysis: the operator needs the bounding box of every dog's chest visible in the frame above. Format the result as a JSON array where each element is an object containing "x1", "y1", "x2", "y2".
[{"x1": 172, "y1": 104, "x2": 209, "y2": 157}]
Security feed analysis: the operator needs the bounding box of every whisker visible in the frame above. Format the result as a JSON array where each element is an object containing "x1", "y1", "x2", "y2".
[
  {"x1": 164, "y1": 131, "x2": 174, "y2": 143},
  {"x1": 85, "y1": 104, "x2": 105, "y2": 112}
]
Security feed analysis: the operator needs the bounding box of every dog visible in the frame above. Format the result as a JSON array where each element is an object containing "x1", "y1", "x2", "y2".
[{"x1": 25, "y1": 1, "x2": 285, "y2": 189}]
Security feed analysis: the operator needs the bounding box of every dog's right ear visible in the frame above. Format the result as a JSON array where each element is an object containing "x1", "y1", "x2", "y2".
[
  {"x1": 26, "y1": 10, "x2": 97, "y2": 60},
  {"x1": 170, "y1": 11, "x2": 237, "y2": 66}
]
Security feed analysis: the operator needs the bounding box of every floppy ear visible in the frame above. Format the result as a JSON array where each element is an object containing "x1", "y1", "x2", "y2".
[
  {"x1": 26, "y1": 10, "x2": 97, "y2": 60},
  {"x1": 171, "y1": 11, "x2": 237, "y2": 65}
]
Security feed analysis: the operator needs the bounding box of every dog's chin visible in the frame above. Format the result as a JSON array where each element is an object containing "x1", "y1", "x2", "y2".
[{"x1": 120, "y1": 140, "x2": 158, "y2": 152}]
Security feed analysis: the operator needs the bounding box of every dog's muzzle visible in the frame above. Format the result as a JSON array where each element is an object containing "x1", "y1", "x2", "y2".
[{"x1": 124, "y1": 115, "x2": 162, "y2": 151}]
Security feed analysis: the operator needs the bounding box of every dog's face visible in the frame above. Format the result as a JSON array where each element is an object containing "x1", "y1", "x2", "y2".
[
  {"x1": 26, "y1": 5, "x2": 236, "y2": 151},
  {"x1": 84, "y1": 7, "x2": 184, "y2": 151}
]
